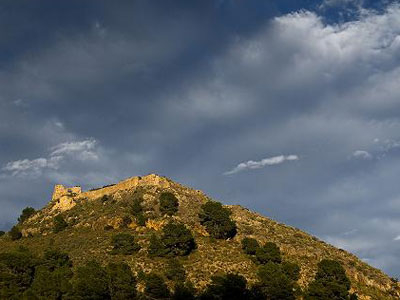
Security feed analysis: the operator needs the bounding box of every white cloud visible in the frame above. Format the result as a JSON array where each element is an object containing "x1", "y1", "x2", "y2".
[
  {"x1": 393, "y1": 235, "x2": 400, "y2": 241},
  {"x1": 50, "y1": 139, "x2": 98, "y2": 161},
  {"x1": 224, "y1": 155, "x2": 299, "y2": 175},
  {"x1": 352, "y1": 150, "x2": 373, "y2": 159},
  {"x1": 2, "y1": 139, "x2": 98, "y2": 177}
]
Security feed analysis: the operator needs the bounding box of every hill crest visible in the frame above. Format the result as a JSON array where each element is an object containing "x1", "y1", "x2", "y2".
[{"x1": 3, "y1": 174, "x2": 400, "y2": 299}]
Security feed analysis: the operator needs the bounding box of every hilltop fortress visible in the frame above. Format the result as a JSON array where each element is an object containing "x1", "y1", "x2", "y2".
[{"x1": 50, "y1": 174, "x2": 172, "y2": 212}]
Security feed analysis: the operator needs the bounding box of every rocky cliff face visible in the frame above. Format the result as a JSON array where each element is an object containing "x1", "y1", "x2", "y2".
[{"x1": 4, "y1": 174, "x2": 400, "y2": 299}]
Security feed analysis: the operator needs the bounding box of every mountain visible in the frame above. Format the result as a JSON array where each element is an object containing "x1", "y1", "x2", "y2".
[{"x1": 1, "y1": 174, "x2": 399, "y2": 299}]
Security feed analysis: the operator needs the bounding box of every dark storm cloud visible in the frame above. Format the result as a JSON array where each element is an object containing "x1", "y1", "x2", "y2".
[{"x1": 1, "y1": 0, "x2": 400, "y2": 277}]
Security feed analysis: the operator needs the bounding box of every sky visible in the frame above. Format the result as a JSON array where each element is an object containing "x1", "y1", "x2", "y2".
[{"x1": 1, "y1": 0, "x2": 400, "y2": 277}]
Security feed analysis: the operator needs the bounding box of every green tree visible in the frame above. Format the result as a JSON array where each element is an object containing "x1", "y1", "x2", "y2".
[
  {"x1": 106, "y1": 262, "x2": 137, "y2": 300},
  {"x1": 9, "y1": 226, "x2": 22, "y2": 241},
  {"x1": 172, "y1": 282, "x2": 196, "y2": 300},
  {"x1": 305, "y1": 259, "x2": 351, "y2": 300},
  {"x1": 0, "y1": 248, "x2": 38, "y2": 299},
  {"x1": 148, "y1": 234, "x2": 166, "y2": 257},
  {"x1": 253, "y1": 262, "x2": 296, "y2": 300},
  {"x1": 165, "y1": 258, "x2": 186, "y2": 282},
  {"x1": 53, "y1": 215, "x2": 68, "y2": 233},
  {"x1": 200, "y1": 273, "x2": 250, "y2": 300},
  {"x1": 282, "y1": 262, "x2": 300, "y2": 282},
  {"x1": 255, "y1": 242, "x2": 282, "y2": 265},
  {"x1": 159, "y1": 192, "x2": 179, "y2": 216},
  {"x1": 130, "y1": 195, "x2": 147, "y2": 226},
  {"x1": 29, "y1": 249, "x2": 73, "y2": 299},
  {"x1": 72, "y1": 260, "x2": 110, "y2": 299},
  {"x1": 241, "y1": 237, "x2": 260, "y2": 255},
  {"x1": 0, "y1": 231, "x2": 5, "y2": 237},
  {"x1": 144, "y1": 272, "x2": 170, "y2": 299},
  {"x1": 111, "y1": 233, "x2": 141, "y2": 255},
  {"x1": 18, "y1": 207, "x2": 36, "y2": 223},
  {"x1": 199, "y1": 201, "x2": 237, "y2": 239},
  {"x1": 161, "y1": 223, "x2": 196, "y2": 256}
]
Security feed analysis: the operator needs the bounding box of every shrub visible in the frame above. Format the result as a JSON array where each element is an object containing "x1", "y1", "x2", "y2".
[
  {"x1": 241, "y1": 237, "x2": 259, "y2": 255},
  {"x1": 199, "y1": 201, "x2": 237, "y2": 239},
  {"x1": 9, "y1": 225, "x2": 22, "y2": 241},
  {"x1": 305, "y1": 259, "x2": 351, "y2": 300},
  {"x1": 200, "y1": 273, "x2": 250, "y2": 300},
  {"x1": 111, "y1": 233, "x2": 141, "y2": 255},
  {"x1": 53, "y1": 215, "x2": 68, "y2": 233},
  {"x1": 0, "y1": 231, "x2": 5, "y2": 237},
  {"x1": 255, "y1": 242, "x2": 282, "y2": 265},
  {"x1": 106, "y1": 262, "x2": 137, "y2": 300},
  {"x1": 144, "y1": 273, "x2": 170, "y2": 299},
  {"x1": 159, "y1": 192, "x2": 179, "y2": 216},
  {"x1": 18, "y1": 207, "x2": 36, "y2": 223},
  {"x1": 165, "y1": 258, "x2": 186, "y2": 282}
]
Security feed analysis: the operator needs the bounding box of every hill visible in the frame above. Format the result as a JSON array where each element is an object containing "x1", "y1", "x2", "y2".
[{"x1": 1, "y1": 174, "x2": 399, "y2": 299}]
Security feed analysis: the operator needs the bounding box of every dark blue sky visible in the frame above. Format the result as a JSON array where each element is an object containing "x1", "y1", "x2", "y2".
[{"x1": 1, "y1": 0, "x2": 400, "y2": 277}]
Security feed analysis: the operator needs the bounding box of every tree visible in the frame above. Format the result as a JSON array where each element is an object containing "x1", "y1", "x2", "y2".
[
  {"x1": 165, "y1": 258, "x2": 186, "y2": 282},
  {"x1": 281, "y1": 262, "x2": 300, "y2": 282},
  {"x1": 28, "y1": 249, "x2": 73, "y2": 299},
  {"x1": 130, "y1": 195, "x2": 147, "y2": 226},
  {"x1": 241, "y1": 237, "x2": 260, "y2": 255},
  {"x1": 148, "y1": 234, "x2": 166, "y2": 257},
  {"x1": 18, "y1": 207, "x2": 36, "y2": 224},
  {"x1": 172, "y1": 282, "x2": 196, "y2": 300},
  {"x1": 111, "y1": 233, "x2": 141, "y2": 255},
  {"x1": 199, "y1": 201, "x2": 237, "y2": 239},
  {"x1": 9, "y1": 226, "x2": 22, "y2": 241},
  {"x1": 255, "y1": 242, "x2": 282, "y2": 265},
  {"x1": 305, "y1": 259, "x2": 351, "y2": 300},
  {"x1": 148, "y1": 223, "x2": 196, "y2": 257},
  {"x1": 254, "y1": 262, "x2": 296, "y2": 300},
  {"x1": 53, "y1": 215, "x2": 68, "y2": 233},
  {"x1": 144, "y1": 272, "x2": 170, "y2": 299},
  {"x1": 0, "y1": 231, "x2": 5, "y2": 237},
  {"x1": 106, "y1": 262, "x2": 137, "y2": 300},
  {"x1": 0, "y1": 248, "x2": 38, "y2": 298},
  {"x1": 72, "y1": 260, "x2": 110, "y2": 299},
  {"x1": 200, "y1": 273, "x2": 250, "y2": 300},
  {"x1": 161, "y1": 223, "x2": 196, "y2": 257},
  {"x1": 159, "y1": 192, "x2": 179, "y2": 216}
]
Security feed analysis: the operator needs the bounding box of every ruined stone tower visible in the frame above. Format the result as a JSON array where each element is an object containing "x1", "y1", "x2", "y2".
[{"x1": 52, "y1": 185, "x2": 82, "y2": 201}]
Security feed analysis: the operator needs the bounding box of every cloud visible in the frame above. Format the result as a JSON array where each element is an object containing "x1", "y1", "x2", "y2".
[
  {"x1": 352, "y1": 150, "x2": 373, "y2": 159},
  {"x1": 394, "y1": 236, "x2": 400, "y2": 241},
  {"x1": 2, "y1": 139, "x2": 98, "y2": 177},
  {"x1": 50, "y1": 139, "x2": 98, "y2": 160},
  {"x1": 224, "y1": 155, "x2": 299, "y2": 175}
]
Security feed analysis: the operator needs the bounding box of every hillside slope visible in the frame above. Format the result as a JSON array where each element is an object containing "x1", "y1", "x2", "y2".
[{"x1": 1, "y1": 174, "x2": 399, "y2": 299}]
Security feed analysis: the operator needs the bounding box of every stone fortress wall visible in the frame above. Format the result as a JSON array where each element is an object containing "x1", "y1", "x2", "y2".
[{"x1": 50, "y1": 174, "x2": 171, "y2": 212}]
